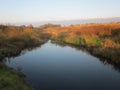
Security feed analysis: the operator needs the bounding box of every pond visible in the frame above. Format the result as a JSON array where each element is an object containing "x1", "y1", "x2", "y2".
[{"x1": 4, "y1": 40, "x2": 120, "y2": 90}]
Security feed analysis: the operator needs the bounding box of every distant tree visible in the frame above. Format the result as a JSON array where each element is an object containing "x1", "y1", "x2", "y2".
[{"x1": 27, "y1": 24, "x2": 33, "y2": 29}]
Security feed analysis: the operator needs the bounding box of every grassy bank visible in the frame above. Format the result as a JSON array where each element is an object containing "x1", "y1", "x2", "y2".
[
  {"x1": 0, "y1": 24, "x2": 50, "y2": 90},
  {"x1": 0, "y1": 22, "x2": 120, "y2": 89},
  {"x1": 0, "y1": 24, "x2": 50, "y2": 60},
  {"x1": 0, "y1": 62, "x2": 33, "y2": 90},
  {"x1": 45, "y1": 22, "x2": 120, "y2": 62}
]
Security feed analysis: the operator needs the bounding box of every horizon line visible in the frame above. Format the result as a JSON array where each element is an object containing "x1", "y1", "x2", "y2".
[{"x1": 0, "y1": 16, "x2": 120, "y2": 24}]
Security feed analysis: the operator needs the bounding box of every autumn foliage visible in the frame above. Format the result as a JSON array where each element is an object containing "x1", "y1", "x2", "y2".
[
  {"x1": 0, "y1": 22, "x2": 120, "y2": 61},
  {"x1": 0, "y1": 24, "x2": 48, "y2": 59},
  {"x1": 45, "y1": 22, "x2": 120, "y2": 61}
]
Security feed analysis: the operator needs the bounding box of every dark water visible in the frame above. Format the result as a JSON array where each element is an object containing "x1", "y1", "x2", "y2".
[{"x1": 4, "y1": 41, "x2": 120, "y2": 90}]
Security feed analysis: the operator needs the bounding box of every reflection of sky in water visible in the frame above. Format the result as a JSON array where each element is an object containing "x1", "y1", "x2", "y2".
[{"x1": 4, "y1": 41, "x2": 120, "y2": 90}]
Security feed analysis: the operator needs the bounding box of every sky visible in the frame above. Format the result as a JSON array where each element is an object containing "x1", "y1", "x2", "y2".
[{"x1": 0, "y1": 0, "x2": 120, "y2": 23}]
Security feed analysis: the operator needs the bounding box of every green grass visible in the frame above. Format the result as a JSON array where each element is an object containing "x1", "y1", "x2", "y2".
[{"x1": 0, "y1": 62, "x2": 33, "y2": 90}]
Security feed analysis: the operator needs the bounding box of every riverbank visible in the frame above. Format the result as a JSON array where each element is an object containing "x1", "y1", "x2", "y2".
[
  {"x1": 0, "y1": 25, "x2": 49, "y2": 60},
  {"x1": 4, "y1": 39, "x2": 120, "y2": 90},
  {"x1": 0, "y1": 25, "x2": 49, "y2": 90},
  {"x1": 0, "y1": 42, "x2": 46, "y2": 90},
  {"x1": 0, "y1": 62, "x2": 34, "y2": 90},
  {"x1": 0, "y1": 22, "x2": 120, "y2": 89},
  {"x1": 46, "y1": 22, "x2": 120, "y2": 62}
]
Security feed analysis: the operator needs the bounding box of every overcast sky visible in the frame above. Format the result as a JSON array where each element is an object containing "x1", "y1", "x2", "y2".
[{"x1": 0, "y1": 0, "x2": 120, "y2": 23}]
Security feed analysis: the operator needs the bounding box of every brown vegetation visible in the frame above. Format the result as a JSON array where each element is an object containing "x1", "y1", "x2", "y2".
[
  {"x1": 0, "y1": 22, "x2": 120, "y2": 90},
  {"x1": 0, "y1": 24, "x2": 50, "y2": 59},
  {"x1": 45, "y1": 22, "x2": 120, "y2": 61}
]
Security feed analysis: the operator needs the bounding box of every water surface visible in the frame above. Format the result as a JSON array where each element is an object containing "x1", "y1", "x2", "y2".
[{"x1": 4, "y1": 41, "x2": 120, "y2": 90}]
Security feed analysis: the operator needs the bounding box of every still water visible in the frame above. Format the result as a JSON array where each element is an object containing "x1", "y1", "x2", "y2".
[{"x1": 4, "y1": 41, "x2": 120, "y2": 90}]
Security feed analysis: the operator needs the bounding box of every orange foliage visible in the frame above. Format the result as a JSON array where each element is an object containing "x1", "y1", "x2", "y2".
[
  {"x1": 46, "y1": 22, "x2": 120, "y2": 37},
  {"x1": 102, "y1": 39, "x2": 119, "y2": 48}
]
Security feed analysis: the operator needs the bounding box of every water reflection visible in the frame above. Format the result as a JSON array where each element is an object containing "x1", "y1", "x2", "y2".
[
  {"x1": 100, "y1": 59, "x2": 120, "y2": 72},
  {"x1": 3, "y1": 40, "x2": 120, "y2": 90},
  {"x1": 3, "y1": 40, "x2": 120, "y2": 73},
  {"x1": 51, "y1": 41, "x2": 120, "y2": 72},
  {"x1": 3, "y1": 45, "x2": 42, "y2": 61}
]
